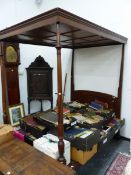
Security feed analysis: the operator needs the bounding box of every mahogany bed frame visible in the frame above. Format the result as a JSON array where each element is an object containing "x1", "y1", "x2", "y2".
[
  {"x1": 71, "y1": 45, "x2": 125, "y2": 118},
  {"x1": 0, "y1": 8, "x2": 127, "y2": 163}
]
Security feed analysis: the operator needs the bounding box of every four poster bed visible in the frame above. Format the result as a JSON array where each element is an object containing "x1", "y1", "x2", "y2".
[{"x1": 0, "y1": 7, "x2": 127, "y2": 170}]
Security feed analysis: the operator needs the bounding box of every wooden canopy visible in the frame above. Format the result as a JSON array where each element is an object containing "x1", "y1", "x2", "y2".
[
  {"x1": 0, "y1": 8, "x2": 128, "y2": 163},
  {"x1": 0, "y1": 8, "x2": 127, "y2": 48}
]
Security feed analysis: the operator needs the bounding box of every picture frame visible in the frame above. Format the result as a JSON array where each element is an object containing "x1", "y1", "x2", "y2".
[{"x1": 7, "y1": 103, "x2": 25, "y2": 126}]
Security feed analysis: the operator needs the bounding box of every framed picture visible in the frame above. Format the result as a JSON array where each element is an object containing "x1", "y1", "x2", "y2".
[{"x1": 7, "y1": 103, "x2": 25, "y2": 126}]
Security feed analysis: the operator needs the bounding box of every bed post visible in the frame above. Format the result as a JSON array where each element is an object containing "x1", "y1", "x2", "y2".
[
  {"x1": 117, "y1": 44, "x2": 125, "y2": 117},
  {"x1": 71, "y1": 49, "x2": 75, "y2": 101},
  {"x1": 56, "y1": 22, "x2": 66, "y2": 164}
]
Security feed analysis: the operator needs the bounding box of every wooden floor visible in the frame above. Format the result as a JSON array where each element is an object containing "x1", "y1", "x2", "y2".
[{"x1": 0, "y1": 138, "x2": 76, "y2": 175}]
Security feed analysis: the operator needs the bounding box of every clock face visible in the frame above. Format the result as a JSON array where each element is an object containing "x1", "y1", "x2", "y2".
[{"x1": 6, "y1": 46, "x2": 17, "y2": 63}]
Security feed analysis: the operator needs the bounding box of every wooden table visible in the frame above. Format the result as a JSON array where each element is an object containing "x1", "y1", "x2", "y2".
[{"x1": 0, "y1": 138, "x2": 76, "y2": 175}]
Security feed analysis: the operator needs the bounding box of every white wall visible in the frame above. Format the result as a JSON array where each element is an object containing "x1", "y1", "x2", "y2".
[
  {"x1": 0, "y1": 0, "x2": 131, "y2": 138},
  {"x1": 74, "y1": 45, "x2": 122, "y2": 97}
]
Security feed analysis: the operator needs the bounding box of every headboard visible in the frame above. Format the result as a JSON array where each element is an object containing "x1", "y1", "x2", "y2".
[{"x1": 71, "y1": 90, "x2": 120, "y2": 118}]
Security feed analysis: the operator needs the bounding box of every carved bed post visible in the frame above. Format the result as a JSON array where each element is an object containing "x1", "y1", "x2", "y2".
[{"x1": 56, "y1": 22, "x2": 66, "y2": 164}]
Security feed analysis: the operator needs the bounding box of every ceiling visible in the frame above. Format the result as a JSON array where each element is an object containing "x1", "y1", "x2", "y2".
[{"x1": 0, "y1": 8, "x2": 128, "y2": 49}]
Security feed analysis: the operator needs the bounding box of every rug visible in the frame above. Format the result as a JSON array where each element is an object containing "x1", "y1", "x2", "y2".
[{"x1": 106, "y1": 153, "x2": 131, "y2": 175}]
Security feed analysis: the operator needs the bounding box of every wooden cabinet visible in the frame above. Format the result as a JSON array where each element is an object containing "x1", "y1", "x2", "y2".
[{"x1": 26, "y1": 56, "x2": 53, "y2": 114}]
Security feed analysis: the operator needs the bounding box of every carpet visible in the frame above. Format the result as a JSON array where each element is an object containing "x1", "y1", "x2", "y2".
[{"x1": 106, "y1": 153, "x2": 131, "y2": 175}]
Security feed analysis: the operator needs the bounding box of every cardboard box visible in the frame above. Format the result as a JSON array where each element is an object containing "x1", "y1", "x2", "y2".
[
  {"x1": 13, "y1": 129, "x2": 25, "y2": 141},
  {"x1": 65, "y1": 127, "x2": 100, "y2": 151},
  {"x1": 0, "y1": 124, "x2": 13, "y2": 145},
  {"x1": 33, "y1": 134, "x2": 70, "y2": 165},
  {"x1": 71, "y1": 144, "x2": 97, "y2": 165}
]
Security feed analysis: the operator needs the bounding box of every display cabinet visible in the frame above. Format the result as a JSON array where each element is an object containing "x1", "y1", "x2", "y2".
[{"x1": 26, "y1": 56, "x2": 53, "y2": 114}]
